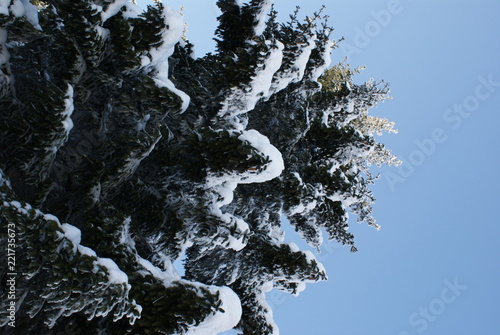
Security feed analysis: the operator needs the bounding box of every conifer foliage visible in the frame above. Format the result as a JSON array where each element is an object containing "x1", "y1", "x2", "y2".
[{"x1": 0, "y1": 1, "x2": 399, "y2": 334}]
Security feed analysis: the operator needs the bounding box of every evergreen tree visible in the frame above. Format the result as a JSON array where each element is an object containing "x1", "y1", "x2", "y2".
[{"x1": 0, "y1": 1, "x2": 399, "y2": 334}]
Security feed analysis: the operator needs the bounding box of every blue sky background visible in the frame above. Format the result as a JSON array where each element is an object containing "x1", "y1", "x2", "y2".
[{"x1": 138, "y1": 1, "x2": 500, "y2": 334}]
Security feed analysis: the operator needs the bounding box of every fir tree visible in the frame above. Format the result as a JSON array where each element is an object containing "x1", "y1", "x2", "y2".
[{"x1": 0, "y1": 1, "x2": 398, "y2": 334}]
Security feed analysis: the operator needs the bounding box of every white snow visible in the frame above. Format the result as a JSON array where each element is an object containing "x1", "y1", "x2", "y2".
[
  {"x1": 1, "y1": 197, "x2": 133, "y2": 303},
  {"x1": 154, "y1": 78, "x2": 190, "y2": 112},
  {"x1": 9, "y1": 0, "x2": 24, "y2": 18},
  {"x1": 0, "y1": 0, "x2": 41, "y2": 30},
  {"x1": 45, "y1": 84, "x2": 75, "y2": 154},
  {"x1": 77, "y1": 245, "x2": 97, "y2": 257},
  {"x1": 21, "y1": 0, "x2": 41, "y2": 30},
  {"x1": 302, "y1": 249, "x2": 326, "y2": 279},
  {"x1": 288, "y1": 177, "x2": 318, "y2": 215},
  {"x1": 204, "y1": 129, "x2": 283, "y2": 251},
  {"x1": 289, "y1": 202, "x2": 304, "y2": 216},
  {"x1": 0, "y1": 0, "x2": 9, "y2": 15},
  {"x1": 256, "y1": 289, "x2": 280, "y2": 335},
  {"x1": 237, "y1": 129, "x2": 284, "y2": 184},
  {"x1": 269, "y1": 224, "x2": 285, "y2": 244},
  {"x1": 285, "y1": 244, "x2": 327, "y2": 288},
  {"x1": 309, "y1": 39, "x2": 333, "y2": 82},
  {"x1": 61, "y1": 222, "x2": 82, "y2": 246},
  {"x1": 293, "y1": 172, "x2": 304, "y2": 185},
  {"x1": 119, "y1": 216, "x2": 134, "y2": 246},
  {"x1": 62, "y1": 84, "x2": 74, "y2": 133},
  {"x1": 222, "y1": 215, "x2": 249, "y2": 251},
  {"x1": 94, "y1": 26, "x2": 110, "y2": 40},
  {"x1": 136, "y1": 255, "x2": 181, "y2": 285},
  {"x1": 327, "y1": 192, "x2": 357, "y2": 208},
  {"x1": 253, "y1": 1, "x2": 274, "y2": 36},
  {"x1": 321, "y1": 99, "x2": 355, "y2": 127},
  {"x1": 268, "y1": 35, "x2": 316, "y2": 97},
  {"x1": 90, "y1": 182, "x2": 101, "y2": 204},
  {"x1": 133, "y1": 256, "x2": 242, "y2": 335},
  {"x1": 123, "y1": 1, "x2": 142, "y2": 19},
  {"x1": 196, "y1": 192, "x2": 249, "y2": 251},
  {"x1": 95, "y1": 257, "x2": 130, "y2": 285},
  {"x1": 101, "y1": 0, "x2": 128, "y2": 23},
  {"x1": 10, "y1": 200, "x2": 23, "y2": 210},
  {"x1": 262, "y1": 280, "x2": 274, "y2": 293},
  {"x1": 58, "y1": 222, "x2": 130, "y2": 286},
  {"x1": 145, "y1": 5, "x2": 191, "y2": 112},
  {"x1": 220, "y1": 41, "x2": 284, "y2": 119},
  {"x1": 288, "y1": 242, "x2": 299, "y2": 252},
  {"x1": 184, "y1": 285, "x2": 242, "y2": 335},
  {"x1": 90, "y1": 3, "x2": 103, "y2": 14}
]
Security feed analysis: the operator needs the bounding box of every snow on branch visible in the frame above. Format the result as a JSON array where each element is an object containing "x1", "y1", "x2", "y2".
[
  {"x1": 183, "y1": 284, "x2": 242, "y2": 335},
  {"x1": 219, "y1": 40, "x2": 284, "y2": 121},
  {"x1": 142, "y1": 4, "x2": 191, "y2": 112},
  {"x1": 101, "y1": 0, "x2": 129, "y2": 23},
  {"x1": 205, "y1": 130, "x2": 283, "y2": 222},
  {"x1": 0, "y1": 200, "x2": 141, "y2": 327},
  {"x1": 268, "y1": 31, "x2": 317, "y2": 96},
  {"x1": 252, "y1": 0, "x2": 274, "y2": 36},
  {"x1": 0, "y1": 0, "x2": 41, "y2": 30}
]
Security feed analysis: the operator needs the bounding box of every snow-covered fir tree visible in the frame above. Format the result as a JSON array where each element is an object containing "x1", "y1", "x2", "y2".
[{"x1": 0, "y1": 1, "x2": 399, "y2": 334}]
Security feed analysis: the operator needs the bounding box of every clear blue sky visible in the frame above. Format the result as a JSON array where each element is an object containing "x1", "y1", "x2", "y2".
[{"x1": 139, "y1": 1, "x2": 500, "y2": 334}]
